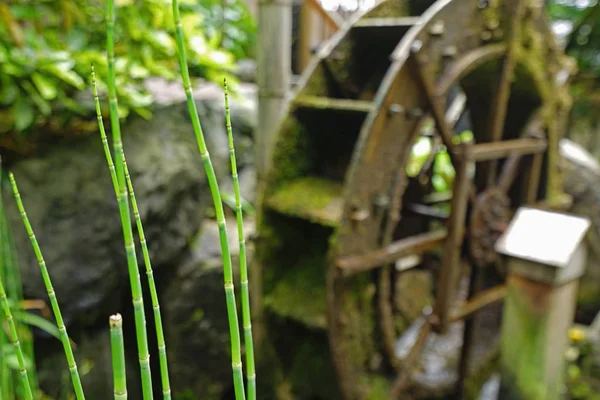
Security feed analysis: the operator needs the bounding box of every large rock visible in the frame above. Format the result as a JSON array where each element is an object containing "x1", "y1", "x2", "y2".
[
  {"x1": 3, "y1": 99, "x2": 228, "y2": 329},
  {"x1": 560, "y1": 138, "x2": 600, "y2": 322},
  {"x1": 163, "y1": 217, "x2": 255, "y2": 399}
]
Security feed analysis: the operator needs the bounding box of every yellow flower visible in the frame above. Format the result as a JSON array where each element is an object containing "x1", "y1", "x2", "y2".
[{"x1": 569, "y1": 327, "x2": 586, "y2": 342}]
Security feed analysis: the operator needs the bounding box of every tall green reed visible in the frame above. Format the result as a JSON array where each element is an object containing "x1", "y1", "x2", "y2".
[
  {"x1": 92, "y1": 65, "x2": 171, "y2": 400},
  {"x1": 105, "y1": 1, "x2": 154, "y2": 398},
  {"x1": 109, "y1": 314, "x2": 128, "y2": 400},
  {"x1": 1, "y1": 165, "x2": 39, "y2": 400},
  {"x1": 8, "y1": 172, "x2": 86, "y2": 400},
  {"x1": 224, "y1": 81, "x2": 256, "y2": 400},
  {"x1": 171, "y1": 1, "x2": 246, "y2": 399},
  {"x1": 0, "y1": 257, "x2": 34, "y2": 400}
]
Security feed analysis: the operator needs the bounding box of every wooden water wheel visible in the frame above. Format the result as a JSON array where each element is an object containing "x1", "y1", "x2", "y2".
[{"x1": 257, "y1": 0, "x2": 575, "y2": 398}]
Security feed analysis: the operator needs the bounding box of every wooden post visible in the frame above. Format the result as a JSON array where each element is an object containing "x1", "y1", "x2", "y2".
[
  {"x1": 495, "y1": 207, "x2": 591, "y2": 400},
  {"x1": 256, "y1": 0, "x2": 291, "y2": 181},
  {"x1": 254, "y1": 0, "x2": 292, "y2": 358}
]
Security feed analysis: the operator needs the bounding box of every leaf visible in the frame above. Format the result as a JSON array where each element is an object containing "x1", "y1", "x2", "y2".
[
  {"x1": 41, "y1": 63, "x2": 84, "y2": 90},
  {"x1": 0, "y1": 76, "x2": 19, "y2": 105},
  {"x1": 12, "y1": 311, "x2": 61, "y2": 341},
  {"x1": 12, "y1": 99, "x2": 36, "y2": 131},
  {"x1": 22, "y1": 81, "x2": 51, "y2": 116},
  {"x1": 31, "y1": 73, "x2": 58, "y2": 100},
  {"x1": 1, "y1": 344, "x2": 33, "y2": 371}
]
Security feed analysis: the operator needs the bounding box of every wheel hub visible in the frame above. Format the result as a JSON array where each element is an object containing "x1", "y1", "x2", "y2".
[{"x1": 469, "y1": 188, "x2": 510, "y2": 267}]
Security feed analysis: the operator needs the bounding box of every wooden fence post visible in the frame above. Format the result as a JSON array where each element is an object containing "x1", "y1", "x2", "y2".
[{"x1": 495, "y1": 207, "x2": 591, "y2": 399}]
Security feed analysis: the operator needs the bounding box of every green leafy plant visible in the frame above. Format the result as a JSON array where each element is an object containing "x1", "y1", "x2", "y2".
[
  {"x1": 225, "y1": 80, "x2": 256, "y2": 400},
  {"x1": 0, "y1": 0, "x2": 255, "y2": 140},
  {"x1": 1, "y1": 1, "x2": 257, "y2": 399},
  {"x1": 92, "y1": 60, "x2": 171, "y2": 399},
  {"x1": 104, "y1": 0, "x2": 154, "y2": 397},
  {"x1": 0, "y1": 245, "x2": 34, "y2": 400},
  {"x1": 9, "y1": 172, "x2": 86, "y2": 400},
  {"x1": 109, "y1": 314, "x2": 127, "y2": 400},
  {"x1": 171, "y1": 0, "x2": 246, "y2": 397}
]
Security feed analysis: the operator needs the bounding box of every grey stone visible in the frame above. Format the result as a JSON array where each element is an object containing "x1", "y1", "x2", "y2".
[
  {"x1": 36, "y1": 328, "x2": 142, "y2": 399},
  {"x1": 561, "y1": 138, "x2": 600, "y2": 322},
  {"x1": 234, "y1": 59, "x2": 257, "y2": 83},
  {"x1": 163, "y1": 217, "x2": 255, "y2": 399},
  {"x1": 4, "y1": 99, "x2": 228, "y2": 328}
]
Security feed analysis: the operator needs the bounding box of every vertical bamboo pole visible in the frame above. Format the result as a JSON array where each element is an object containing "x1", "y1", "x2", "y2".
[
  {"x1": 255, "y1": 0, "x2": 292, "y2": 351},
  {"x1": 256, "y1": 0, "x2": 291, "y2": 179}
]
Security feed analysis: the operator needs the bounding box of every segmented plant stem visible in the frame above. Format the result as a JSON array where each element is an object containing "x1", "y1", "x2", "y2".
[
  {"x1": 224, "y1": 80, "x2": 256, "y2": 400},
  {"x1": 109, "y1": 314, "x2": 128, "y2": 400},
  {"x1": 0, "y1": 273, "x2": 33, "y2": 400},
  {"x1": 8, "y1": 173, "x2": 85, "y2": 400},
  {"x1": 106, "y1": 2, "x2": 153, "y2": 398},
  {"x1": 92, "y1": 66, "x2": 171, "y2": 400},
  {"x1": 171, "y1": 2, "x2": 245, "y2": 399}
]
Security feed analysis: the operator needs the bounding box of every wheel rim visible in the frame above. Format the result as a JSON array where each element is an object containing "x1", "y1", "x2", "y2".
[{"x1": 258, "y1": 0, "x2": 574, "y2": 399}]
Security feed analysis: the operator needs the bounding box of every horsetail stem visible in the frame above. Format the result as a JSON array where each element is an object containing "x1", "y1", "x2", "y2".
[
  {"x1": 0, "y1": 273, "x2": 33, "y2": 400},
  {"x1": 109, "y1": 314, "x2": 128, "y2": 400},
  {"x1": 8, "y1": 173, "x2": 85, "y2": 400},
  {"x1": 224, "y1": 80, "x2": 256, "y2": 400},
  {"x1": 106, "y1": 1, "x2": 153, "y2": 398},
  {"x1": 92, "y1": 65, "x2": 172, "y2": 400},
  {"x1": 171, "y1": 2, "x2": 245, "y2": 399}
]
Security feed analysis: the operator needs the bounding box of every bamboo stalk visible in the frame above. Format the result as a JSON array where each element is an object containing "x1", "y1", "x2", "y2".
[
  {"x1": 109, "y1": 314, "x2": 128, "y2": 400},
  {"x1": 8, "y1": 172, "x2": 85, "y2": 400},
  {"x1": 105, "y1": 2, "x2": 153, "y2": 398},
  {"x1": 92, "y1": 65, "x2": 171, "y2": 400},
  {"x1": 0, "y1": 271, "x2": 33, "y2": 400},
  {"x1": 224, "y1": 80, "x2": 256, "y2": 400},
  {"x1": 171, "y1": 2, "x2": 245, "y2": 399}
]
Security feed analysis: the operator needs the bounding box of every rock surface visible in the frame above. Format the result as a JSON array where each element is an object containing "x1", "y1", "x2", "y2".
[
  {"x1": 561, "y1": 138, "x2": 600, "y2": 322},
  {"x1": 4, "y1": 100, "x2": 223, "y2": 328},
  {"x1": 163, "y1": 217, "x2": 255, "y2": 399}
]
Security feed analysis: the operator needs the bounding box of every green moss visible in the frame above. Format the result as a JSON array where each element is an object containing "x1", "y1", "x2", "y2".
[
  {"x1": 366, "y1": 0, "x2": 409, "y2": 18},
  {"x1": 266, "y1": 177, "x2": 343, "y2": 227},
  {"x1": 268, "y1": 114, "x2": 314, "y2": 187},
  {"x1": 464, "y1": 347, "x2": 501, "y2": 400},
  {"x1": 360, "y1": 374, "x2": 391, "y2": 399},
  {"x1": 301, "y1": 63, "x2": 329, "y2": 97},
  {"x1": 263, "y1": 251, "x2": 328, "y2": 329},
  {"x1": 285, "y1": 333, "x2": 341, "y2": 399}
]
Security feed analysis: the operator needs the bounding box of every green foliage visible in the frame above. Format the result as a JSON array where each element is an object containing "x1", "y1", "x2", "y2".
[
  {"x1": 548, "y1": 1, "x2": 600, "y2": 118},
  {"x1": 0, "y1": 171, "x2": 37, "y2": 400},
  {"x1": 565, "y1": 328, "x2": 600, "y2": 399},
  {"x1": 0, "y1": 0, "x2": 256, "y2": 136}
]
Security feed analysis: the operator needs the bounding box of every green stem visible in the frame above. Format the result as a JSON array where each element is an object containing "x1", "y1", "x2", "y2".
[
  {"x1": 105, "y1": 2, "x2": 153, "y2": 398},
  {"x1": 171, "y1": 2, "x2": 245, "y2": 399},
  {"x1": 92, "y1": 65, "x2": 171, "y2": 400},
  {"x1": 109, "y1": 314, "x2": 128, "y2": 400},
  {"x1": 0, "y1": 271, "x2": 33, "y2": 400},
  {"x1": 224, "y1": 80, "x2": 256, "y2": 400},
  {"x1": 9, "y1": 172, "x2": 85, "y2": 400}
]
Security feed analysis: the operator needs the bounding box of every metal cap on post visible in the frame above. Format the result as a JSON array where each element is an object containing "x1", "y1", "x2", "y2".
[{"x1": 495, "y1": 207, "x2": 591, "y2": 400}]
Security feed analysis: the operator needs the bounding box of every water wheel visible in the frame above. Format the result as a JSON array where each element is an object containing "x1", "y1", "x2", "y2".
[{"x1": 257, "y1": 0, "x2": 575, "y2": 398}]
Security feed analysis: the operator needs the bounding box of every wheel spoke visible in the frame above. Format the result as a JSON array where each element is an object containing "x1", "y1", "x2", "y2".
[
  {"x1": 433, "y1": 155, "x2": 472, "y2": 332},
  {"x1": 524, "y1": 153, "x2": 544, "y2": 204},
  {"x1": 389, "y1": 319, "x2": 432, "y2": 398},
  {"x1": 418, "y1": 92, "x2": 467, "y2": 183},
  {"x1": 410, "y1": 44, "x2": 457, "y2": 162},
  {"x1": 497, "y1": 154, "x2": 522, "y2": 194},
  {"x1": 449, "y1": 284, "x2": 507, "y2": 323},
  {"x1": 336, "y1": 230, "x2": 447, "y2": 277},
  {"x1": 466, "y1": 138, "x2": 547, "y2": 162},
  {"x1": 486, "y1": 0, "x2": 527, "y2": 186}
]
